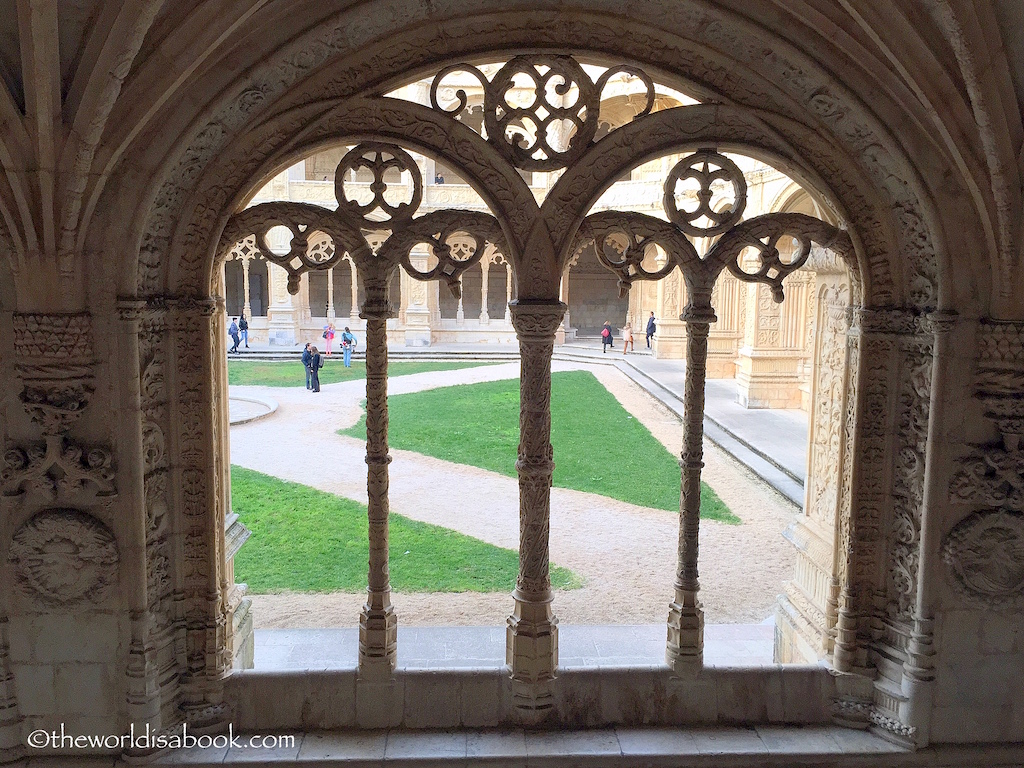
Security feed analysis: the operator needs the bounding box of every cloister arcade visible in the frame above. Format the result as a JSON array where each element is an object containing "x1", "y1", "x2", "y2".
[{"x1": 1, "y1": 2, "x2": 1022, "y2": 763}]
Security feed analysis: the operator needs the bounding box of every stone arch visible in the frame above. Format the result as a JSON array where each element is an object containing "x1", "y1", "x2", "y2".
[{"x1": 105, "y1": 11, "x2": 978, "y2": 739}]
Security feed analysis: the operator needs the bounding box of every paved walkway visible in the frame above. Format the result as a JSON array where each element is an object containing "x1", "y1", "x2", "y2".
[{"x1": 229, "y1": 340, "x2": 809, "y2": 504}]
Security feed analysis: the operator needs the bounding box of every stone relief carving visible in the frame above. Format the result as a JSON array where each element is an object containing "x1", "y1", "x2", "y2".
[
  {"x1": 941, "y1": 510, "x2": 1024, "y2": 610},
  {"x1": 2, "y1": 437, "x2": 115, "y2": 501},
  {"x1": 7, "y1": 509, "x2": 118, "y2": 607}
]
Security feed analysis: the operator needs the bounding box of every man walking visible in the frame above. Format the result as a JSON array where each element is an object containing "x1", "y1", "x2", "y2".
[
  {"x1": 646, "y1": 311, "x2": 657, "y2": 348},
  {"x1": 301, "y1": 343, "x2": 313, "y2": 389},
  {"x1": 228, "y1": 318, "x2": 240, "y2": 354}
]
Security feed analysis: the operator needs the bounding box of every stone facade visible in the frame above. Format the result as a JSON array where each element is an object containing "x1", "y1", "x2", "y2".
[{"x1": 1, "y1": 2, "x2": 1023, "y2": 763}]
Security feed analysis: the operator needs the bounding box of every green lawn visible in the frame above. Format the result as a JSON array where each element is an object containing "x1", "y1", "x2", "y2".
[
  {"x1": 228, "y1": 359, "x2": 495, "y2": 387},
  {"x1": 340, "y1": 370, "x2": 738, "y2": 523},
  {"x1": 231, "y1": 465, "x2": 582, "y2": 593}
]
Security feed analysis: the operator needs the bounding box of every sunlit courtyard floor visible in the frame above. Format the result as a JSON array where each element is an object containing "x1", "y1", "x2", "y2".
[{"x1": 228, "y1": 360, "x2": 800, "y2": 628}]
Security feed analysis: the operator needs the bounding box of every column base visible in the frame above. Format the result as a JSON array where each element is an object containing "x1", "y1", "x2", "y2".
[
  {"x1": 506, "y1": 597, "x2": 558, "y2": 722},
  {"x1": 666, "y1": 595, "x2": 703, "y2": 674},
  {"x1": 359, "y1": 604, "x2": 398, "y2": 682}
]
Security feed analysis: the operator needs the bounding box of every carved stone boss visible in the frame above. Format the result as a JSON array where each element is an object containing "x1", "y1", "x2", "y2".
[{"x1": 575, "y1": 150, "x2": 854, "y2": 671}]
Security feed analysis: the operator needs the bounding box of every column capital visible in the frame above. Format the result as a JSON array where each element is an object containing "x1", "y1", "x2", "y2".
[{"x1": 509, "y1": 300, "x2": 566, "y2": 338}]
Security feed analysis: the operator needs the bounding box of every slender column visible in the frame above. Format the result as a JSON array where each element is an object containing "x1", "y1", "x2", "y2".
[
  {"x1": 901, "y1": 310, "x2": 957, "y2": 745},
  {"x1": 480, "y1": 262, "x2": 490, "y2": 323},
  {"x1": 347, "y1": 260, "x2": 359, "y2": 323},
  {"x1": 358, "y1": 268, "x2": 398, "y2": 677},
  {"x1": 666, "y1": 297, "x2": 716, "y2": 673},
  {"x1": 326, "y1": 267, "x2": 336, "y2": 321},
  {"x1": 505, "y1": 267, "x2": 513, "y2": 324},
  {"x1": 241, "y1": 257, "x2": 253, "y2": 320},
  {"x1": 456, "y1": 277, "x2": 465, "y2": 324},
  {"x1": 507, "y1": 300, "x2": 566, "y2": 720}
]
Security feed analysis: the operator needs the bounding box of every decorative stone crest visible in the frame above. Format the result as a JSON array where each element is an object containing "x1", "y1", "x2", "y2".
[
  {"x1": 941, "y1": 510, "x2": 1024, "y2": 610},
  {"x1": 8, "y1": 510, "x2": 118, "y2": 607}
]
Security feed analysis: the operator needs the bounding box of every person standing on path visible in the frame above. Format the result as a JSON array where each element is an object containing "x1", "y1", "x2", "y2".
[
  {"x1": 323, "y1": 323, "x2": 335, "y2": 355},
  {"x1": 646, "y1": 311, "x2": 657, "y2": 348},
  {"x1": 601, "y1": 321, "x2": 614, "y2": 353},
  {"x1": 238, "y1": 314, "x2": 249, "y2": 348},
  {"x1": 340, "y1": 326, "x2": 357, "y2": 368},
  {"x1": 622, "y1": 324, "x2": 634, "y2": 354},
  {"x1": 301, "y1": 343, "x2": 313, "y2": 389},
  {"x1": 309, "y1": 346, "x2": 323, "y2": 392},
  {"x1": 228, "y1": 318, "x2": 240, "y2": 354}
]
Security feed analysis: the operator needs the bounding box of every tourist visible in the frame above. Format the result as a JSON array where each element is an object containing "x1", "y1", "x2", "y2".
[
  {"x1": 238, "y1": 314, "x2": 249, "y2": 348},
  {"x1": 622, "y1": 324, "x2": 634, "y2": 354},
  {"x1": 301, "y1": 342, "x2": 313, "y2": 389},
  {"x1": 322, "y1": 322, "x2": 335, "y2": 355},
  {"x1": 601, "y1": 321, "x2": 613, "y2": 353},
  {"x1": 646, "y1": 311, "x2": 656, "y2": 348},
  {"x1": 309, "y1": 346, "x2": 323, "y2": 392},
  {"x1": 341, "y1": 326, "x2": 357, "y2": 368},
  {"x1": 227, "y1": 317, "x2": 240, "y2": 354},
  {"x1": 434, "y1": 172, "x2": 445, "y2": 184}
]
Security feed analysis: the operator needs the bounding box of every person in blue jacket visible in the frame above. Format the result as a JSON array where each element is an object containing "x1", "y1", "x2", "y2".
[
  {"x1": 301, "y1": 343, "x2": 313, "y2": 389},
  {"x1": 646, "y1": 311, "x2": 657, "y2": 348},
  {"x1": 340, "y1": 327, "x2": 357, "y2": 368}
]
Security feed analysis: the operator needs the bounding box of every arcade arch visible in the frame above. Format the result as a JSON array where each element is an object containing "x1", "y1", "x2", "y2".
[{"x1": 106, "y1": 13, "x2": 962, "y2": 743}]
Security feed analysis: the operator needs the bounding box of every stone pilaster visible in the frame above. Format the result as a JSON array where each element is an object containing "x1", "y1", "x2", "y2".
[
  {"x1": 0, "y1": 617, "x2": 24, "y2": 764},
  {"x1": 666, "y1": 297, "x2": 715, "y2": 673},
  {"x1": 507, "y1": 300, "x2": 565, "y2": 721}
]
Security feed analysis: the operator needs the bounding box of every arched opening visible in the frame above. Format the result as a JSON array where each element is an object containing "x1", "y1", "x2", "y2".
[{"x1": 128, "y1": 14, "x2": 950, "y2": 735}]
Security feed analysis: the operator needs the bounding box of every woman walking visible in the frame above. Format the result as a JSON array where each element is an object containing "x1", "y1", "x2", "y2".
[
  {"x1": 310, "y1": 346, "x2": 323, "y2": 392},
  {"x1": 622, "y1": 324, "x2": 634, "y2": 354}
]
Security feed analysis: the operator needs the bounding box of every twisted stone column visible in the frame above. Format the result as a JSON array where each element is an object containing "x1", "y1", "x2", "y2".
[
  {"x1": 507, "y1": 300, "x2": 565, "y2": 719},
  {"x1": 666, "y1": 299, "x2": 715, "y2": 673},
  {"x1": 358, "y1": 269, "x2": 398, "y2": 678}
]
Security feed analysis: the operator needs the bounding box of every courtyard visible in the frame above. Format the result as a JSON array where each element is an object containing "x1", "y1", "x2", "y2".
[{"x1": 227, "y1": 350, "x2": 802, "y2": 637}]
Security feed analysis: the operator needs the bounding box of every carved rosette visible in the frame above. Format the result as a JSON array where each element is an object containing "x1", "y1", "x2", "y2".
[
  {"x1": 941, "y1": 510, "x2": 1024, "y2": 610},
  {"x1": 8, "y1": 509, "x2": 118, "y2": 607}
]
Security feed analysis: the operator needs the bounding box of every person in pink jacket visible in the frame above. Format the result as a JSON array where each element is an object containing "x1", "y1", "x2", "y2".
[{"x1": 322, "y1": 323, "x2": 335, "y2": 355}]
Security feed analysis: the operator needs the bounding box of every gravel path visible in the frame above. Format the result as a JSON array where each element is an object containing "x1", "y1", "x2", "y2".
[{"x1": 229, "y1": 360, "x2": 799, "y2": 628}]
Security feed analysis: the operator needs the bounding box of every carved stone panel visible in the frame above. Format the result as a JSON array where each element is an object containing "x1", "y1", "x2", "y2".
[
  {"x1": 7, "y1": 509, "x2": 118, "y2": 607},
  {"x1": 941, "y1": 510, "x2": 1024, "y2": 610}
]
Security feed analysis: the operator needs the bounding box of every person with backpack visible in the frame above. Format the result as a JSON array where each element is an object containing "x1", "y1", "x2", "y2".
[
  {"x1": 601, "y1": 321, "x2": 613, "y2": 353},
  {"x1": 227, "y1": 318, "x2": 240, "y2": 354},
  {"x1": 646, "y1": 311, "x2": 657, "y2": 348},
  {"x1": 340, "y1": 326, "x2": 357, "y2": 368},
  {"x1": 301, "y1": 342, "x2": 313, "y2": 389},
  {"x1": 309, "y1": 346, "x2": 324, "y2": 392},
  {"x1": 238, "y1": 314, "x2": 249, "y2": 348}
]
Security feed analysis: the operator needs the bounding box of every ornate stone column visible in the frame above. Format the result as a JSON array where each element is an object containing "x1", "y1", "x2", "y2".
[
  {"x1": 0, "y1": 617, "x2": 22, "y2": 763},
  {"x1": 241, "y1": 256, "x2": 253, "y2": 320},
  {"x1": 358, "y1": 268, "x2": 398, "y2": 678},
  {"x1": 480, "y1": 261, "x2": 490, "y2": 323},
  {"x1": 326, "y1": 267, "x2": 336, "y2": 321},
  {"x1": 775, "y1": 279, "x2": 851, "y2": 664},
  {"x1": 504, "y1": 266, "x2": 513, "y2": 325},
  {"x1": 666, "y1": 296, "x2": 715, "y2": 673},
  {"x1": 507, "y1": 300, "x2": 565, "y2": 719},
  {"x1": 349, "y1": 260, "x2": 360, "y2": 324},
  {"x1": 900, "y1": 310, "x2": 956, "y2": 745}
]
